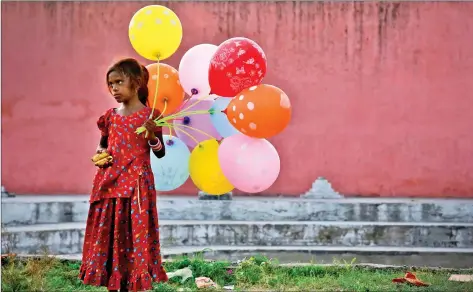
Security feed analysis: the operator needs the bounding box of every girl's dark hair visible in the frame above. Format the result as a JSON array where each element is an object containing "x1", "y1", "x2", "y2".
[{"x1": 106, "y1": 58, "x2": 149, "y2": 106}]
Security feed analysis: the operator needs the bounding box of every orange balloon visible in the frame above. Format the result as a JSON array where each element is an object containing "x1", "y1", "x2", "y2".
[
  {"x1": 226, "y1": 84, "x2": 292, "y2": 139},
  {"x1": 146, "y1": 63, "x2": 185, "y2": 115}
]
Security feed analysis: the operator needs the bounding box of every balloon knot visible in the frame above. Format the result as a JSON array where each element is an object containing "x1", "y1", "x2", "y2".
[
  {"x1": 222, "y1": 108, "x2": 228, "y2": 114},
  {"x1": 166, "y1": 139, "x2": 174, "y2": 146},
  {"x1": 191, "y1": 88, "x2": 199, "y2": 95},
  {"x1": 183, "y1": 116, "x2": 191, "y2": 125}
]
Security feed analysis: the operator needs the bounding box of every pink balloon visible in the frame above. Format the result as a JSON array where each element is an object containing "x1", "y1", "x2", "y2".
[
  {"x1": 218, "y1": 134, "x2": 280, "y2": 193},
  {"x1": 173, "y1": 97, "x2": 222, "y2": 148},
  {"x1": 178, "y1": 44, "x2": 218, "y2": 99}
]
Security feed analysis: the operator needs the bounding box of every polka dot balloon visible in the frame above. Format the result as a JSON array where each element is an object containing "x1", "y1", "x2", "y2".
[
  {"x1": 225, "y1": 84, "x2": 292, "y2": 139},
  {"x1": 145, "y1": 63, "x2": 185, "y2": 115}
]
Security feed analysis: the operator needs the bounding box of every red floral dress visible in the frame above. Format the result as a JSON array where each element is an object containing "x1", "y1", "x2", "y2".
[{"x1": 79, "y1": 107, "x2": 168, "y2": 292}]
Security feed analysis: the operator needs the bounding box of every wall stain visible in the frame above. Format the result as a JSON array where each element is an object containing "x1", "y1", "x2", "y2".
[
  {"x1": 224, "y1": 2, "x2": 231, "y2": 38},
  {"x1": 275, "y1": 3, "x2": 284, "y2": 45},
  {"x1": 217, "y1": 2, "x2": 225, "y2": 34},
  {"x1": 229, "y1": 2, "x2": 236, "y2": 38},
  {"x1": 354, "y1": 2, "x2": 364, "y2": 72},
  {"x1": 326, "y1": 2, "x2": 334, "y2": 28},
  {"x1": 392, "y1": 3, "x2": 401, "y2": 21},
  {"x1": 377, "y1": 3, "x2": 389, "y2": 59},
  {"x1": 43, "y1": 2, "x2": 57, "y2": 18},
  {"x1": 340, "y1": 3, "x2": 349, "y2": 61},
  {"x1": 303, "y1": 2, "x2": 312, "y2": 52},
  {"x1": 308, "y1": 3, "x2": 316, "y2": 51},
  {"x1": 2, "y1": 102, "x2": 14, "y2": 119},
  {"x1": 292, "y1": 2, "x2": 297, "y2": 42},
  {"x1": 318, "y1": 3, "x2": 326, "y2": 52},
  {"x1": 239, "y1": 3, "x2": 250, "y2": 23},
  {"x1": 69, "y1": 2, "x2": 77, "y2": 38},
  {"x1": 255, "y1": 3, "x2": 262, "y2": 35},
  {"x1": 41, "y1": 101, "x2": 62, "y2": 106},
  {"x1": 299, "y1": 1, "x2": 304, "y2": 48},
  {"x1": 43, "y1": 2, "x2": 57, "y2": 34}
]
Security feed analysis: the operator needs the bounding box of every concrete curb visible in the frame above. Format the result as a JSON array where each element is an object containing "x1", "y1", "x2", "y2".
[
  {"x1": 3, "y1": 196, "x2": 473, "y2": 226},
  {"x1": 3, "y1": 254, "x2": 473, "y2": 274}
]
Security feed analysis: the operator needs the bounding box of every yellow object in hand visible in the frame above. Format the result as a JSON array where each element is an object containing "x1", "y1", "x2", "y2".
[
  {"x1": 91, "y1": 151, "x2": 110, "y2": 163},
  {"x1": 94, "y1": 156, "x2": 113, "y2": 167}
]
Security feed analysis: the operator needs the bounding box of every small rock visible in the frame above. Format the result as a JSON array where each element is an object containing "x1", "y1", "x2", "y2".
[
  {"x1": 166, "y1": 267, "x2": 193, "y2": 284},
  {"x1": 449, "y1": 275, "x2": 473, "y2": 282},
  {"x1": 195, "y1": 277, "x2": 219, "y2": 289}
]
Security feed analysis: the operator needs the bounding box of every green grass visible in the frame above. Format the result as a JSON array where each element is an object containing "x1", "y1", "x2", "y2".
[{"x1": 2, "y1": 254, "x2": 472, "y2": 291}]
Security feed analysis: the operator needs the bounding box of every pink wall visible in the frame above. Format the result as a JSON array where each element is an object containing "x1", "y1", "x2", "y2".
[{"x1": 2, "y1": 2, "x2": 473, "y2": 197}]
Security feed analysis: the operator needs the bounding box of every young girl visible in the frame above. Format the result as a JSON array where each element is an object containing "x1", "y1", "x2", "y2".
[{"x1": 79, "y1": 58, "x2": 168, "y2": 292}]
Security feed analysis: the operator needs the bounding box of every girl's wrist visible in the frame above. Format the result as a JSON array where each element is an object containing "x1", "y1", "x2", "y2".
[
  {"x1": 146, "y1": 130, "x2": 156, "y2": 139},
  {"x1": 148, "y1": 137, "x2": 163, "y2": 151}
]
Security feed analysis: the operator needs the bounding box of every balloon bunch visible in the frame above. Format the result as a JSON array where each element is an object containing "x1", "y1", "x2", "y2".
[{"x1": 128, "y1": 5, "x2": 292, "y2": 195}]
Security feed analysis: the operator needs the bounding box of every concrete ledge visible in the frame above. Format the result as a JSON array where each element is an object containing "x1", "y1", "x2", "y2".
[
  {"x1": 2, "y1": 195, "x2": 473, "y2": 226},
  {"x1": 159, "y1": 246, "x2": 473, "y2": 269},
  {"x1": 6, "y1": 252, "x2": 473, "y2": 271},
  {"x1": 5, "y1": 246, "x2": 473, "y2": 269},
  {"x1": 3, "y1": 221, "x2": 473, "y2": 255}
]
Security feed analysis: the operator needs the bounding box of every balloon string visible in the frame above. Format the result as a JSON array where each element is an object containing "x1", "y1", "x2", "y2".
[
  {"x1": 163, "y1": 120, "x2": 173, "y2": 140},
  {"x1": 158, "y1": 110, "x2": 210, "y2": 122},
  {"x1": 173, "y1": 93, "x2": 193, "y2": 115},
  {"x1": 168, "y1": 123, "x2": 173, "y2": 139},
  {"x1": 150, "y1": 57, "x2": 161, "y2": 119},
  {"x1": 136, "y1": 100, "x2": 169, "y2": 135},
  {"x1": 146, "y1": 100, "x2": 167, "y2": 138},
  {"x1": 166, "y1": 94, "x2": 211, "y2": 120},
  {"x1": 180, "y1": 95, "x2": 210, "y2": 113},
  {"x1": 157, "y1": 120, "x2": 174, "y2": 139},
  {"x1": 160, "y1": 100, "x2": 168, "y2": 120},
  {"x1": 141, "y1": 110, "x2": 208, "y2": 135},
  {"x1": 171, "y1": 125, "x2": 199, "y2": 145},
  {"x1": 143, "y1": 56, "x2": 162, "y2": 138},
  {"x1": 172, "y1": 123, "x2": 216, "y2": 140}
]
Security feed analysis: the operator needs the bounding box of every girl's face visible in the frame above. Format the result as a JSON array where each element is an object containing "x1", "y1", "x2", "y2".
[{"x1": 107, "y1": 71, "x2": 135, "y2": 104}]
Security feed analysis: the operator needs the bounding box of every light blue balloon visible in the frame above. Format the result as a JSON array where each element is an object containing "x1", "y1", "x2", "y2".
[
  {"x1": 150, "y1": 135, "x2": 190, "y2": 191},
  {"x1": 210, "y1": 97, "x2": 239, "y2": 138}
]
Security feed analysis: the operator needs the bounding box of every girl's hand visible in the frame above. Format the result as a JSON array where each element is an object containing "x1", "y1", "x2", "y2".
[
  {"x1": 92, "y1": 147, "x2": 112, "y2": 168},
  {"x1": 141, "y1": 119, "x2": 160, "y2": 140},
  {"x1": 96, "y1": 146, "x2": 107, "y2": 154},
  {"x1": 143, "y1": 119, "x2": 158, "y2": 133}
]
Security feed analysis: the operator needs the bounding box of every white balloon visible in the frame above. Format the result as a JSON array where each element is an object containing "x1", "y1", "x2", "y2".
[{"x1": 178, "y1": 44, "x2": 218, "y2": 100}]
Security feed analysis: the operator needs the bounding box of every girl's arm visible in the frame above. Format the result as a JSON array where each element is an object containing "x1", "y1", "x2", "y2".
[
  {"x1": 150, "y1": 130, "x2": 165, "y2": 159},
  {"x1": 96, "y1": 109, "x2": 111, "y2": 152},
  {"x1": 96, "y1": 136, "x2": 108, "y2": 152}
]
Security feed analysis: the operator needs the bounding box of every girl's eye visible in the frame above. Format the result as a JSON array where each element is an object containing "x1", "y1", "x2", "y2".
[{"x1": 118, "y1": 81, "x2": 123, "y2": 85}]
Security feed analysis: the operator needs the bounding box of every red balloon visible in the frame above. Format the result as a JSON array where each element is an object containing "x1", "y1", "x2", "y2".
[{"x1": 208, "y1": 37, "x2": 267, "y2": 97}]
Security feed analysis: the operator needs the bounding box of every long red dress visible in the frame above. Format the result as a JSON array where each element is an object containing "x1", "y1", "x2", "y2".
[{"x1": 79, "y1": 107, "x2": 168, "y2": 292}]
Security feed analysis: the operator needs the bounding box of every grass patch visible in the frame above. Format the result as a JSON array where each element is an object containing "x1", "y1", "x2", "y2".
[{"x1": 2, "y1": 254, "x2": 473, "y2": 291}]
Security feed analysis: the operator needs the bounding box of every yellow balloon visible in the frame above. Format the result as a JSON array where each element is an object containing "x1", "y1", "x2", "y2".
[
  {"x1": 128, "y1": 5, "x2": 183, "y2": 61},
  {"x1": 189, "y1": 139, "x2": 234, "y2": 195}
]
